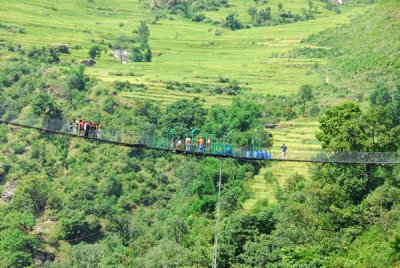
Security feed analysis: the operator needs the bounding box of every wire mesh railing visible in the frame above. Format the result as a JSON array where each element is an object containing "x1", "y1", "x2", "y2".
[{"x1": 0, "y1": 111, "x2": 399, "y2": 164}]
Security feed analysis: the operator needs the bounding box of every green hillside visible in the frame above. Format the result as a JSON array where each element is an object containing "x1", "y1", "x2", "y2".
[
  {"x1": 0, "y1": 0, "x2": 368, "y2": 106},
  {"x1": 0, "y1": 0, "x2": 399, "y2": 267}
]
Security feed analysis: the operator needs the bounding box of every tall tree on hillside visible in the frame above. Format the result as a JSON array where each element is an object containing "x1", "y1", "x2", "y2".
[
  {"x1": 132, "y1": 21, "x2": 152, "y2": 62},
  {"x1": 224, "y1": 13, "x2": 242, "y2": 30},
  {"x1": 248, "y1": 6, "x2": 258, "y2": 21},
  {"x1": 317, "y1": 102, "x2": 400, "y2": 152},
  {"x1": 138, "y1": 21, "x2": 150, "y2": 49},
  {"x1": 299, "y1": 84, "x2": 314, "y2": 116},
  {"x1": 113, "y1": 36, "x2": 130, "y2": 63}
]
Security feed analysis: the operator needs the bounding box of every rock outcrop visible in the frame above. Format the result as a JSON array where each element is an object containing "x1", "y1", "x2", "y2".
[
  {"x1": 1, "y1": 181, "x2": 17, "y2": 202},
  {"x1": 80, "y1": 59, "x2": 96, "y2": 66}
]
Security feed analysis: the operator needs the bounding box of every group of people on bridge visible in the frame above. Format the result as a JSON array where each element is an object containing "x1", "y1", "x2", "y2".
[
  {"x1": 173, "y1": 136, "x2": 212, "y2": 153},
  {"x1": 62, "y1": 120, "x2": 289, "y2": 160},
  {"x1": 67, "y1": 119, "x2": 102, "y2": 139}
]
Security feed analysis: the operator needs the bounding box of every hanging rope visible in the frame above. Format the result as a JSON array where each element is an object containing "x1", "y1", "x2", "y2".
[{"x1": 212, "y1": 158, "x2": 223, "y2": 268}]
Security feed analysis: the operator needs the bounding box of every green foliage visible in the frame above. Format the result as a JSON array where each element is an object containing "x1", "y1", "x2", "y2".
[
  {"x1": 134, "y1": 99, "x2": 161, "y2": 124},
  {"x1": 317, "y1": 101, "x2": 400, "y2": 152},
  {"x1": 0, "y1": 212, "x2": 38, "y2": 267},
  {"x1": 132, "y1": 21, "x2": 152, "y2": 62},
  {"x1": 26, "y1": 46, "x2": 60, "y2": 64},
  {"x1": 317, "y1": 102, "x2": 364, "y2": 151},
  {"x1": 88, "y1": 45, "x2": 102, "y2": 59},
  {"x1": 202, "y1": 98, "x2": 269, "y2": 146},
  {"x1": 31, "y1": 93, "x2": 58, "y2": 116},
  {"x1": 58, "y1": 210, "x2": 101, "y2": 241},
  {"x1": 158, "y1": 98, "x2": 207, "y2": 137},
  {"x1": 223, "y1": 13, "x2": 242, "y2": 30},
  {"x1": 192, "y1": 13, "x2": 206, "y2": 22},
  {"x1": 65, "y1": 65, "x2": 89, "y2": 91},
  {"x1": 137, "y1": 21, "x2": 150, "y2": 49},
  {"x1": 165, "y1": 80, "x2": 248, "y2": 95},
  {"x1": 299, "y1": 84, "x2": 314, "y2": 116},
  {"x1": 62, "y1": 242, "x2": 108, "y2": 267},
  {"x1": 218, "y1": 209, "x2": 275, "y2": 266},
  {"x1": 12, "y1": 174, "x2": 49, "y2": 215}
]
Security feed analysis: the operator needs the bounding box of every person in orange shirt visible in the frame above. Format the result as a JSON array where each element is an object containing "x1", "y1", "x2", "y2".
[{"x1": 198, "y1": 137, "x2": 205, "y2": 153}]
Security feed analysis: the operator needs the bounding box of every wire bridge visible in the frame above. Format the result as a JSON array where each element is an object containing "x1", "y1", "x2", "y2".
[{"x1": 0, "y1": 114, "x2": 399, "y2": 165}]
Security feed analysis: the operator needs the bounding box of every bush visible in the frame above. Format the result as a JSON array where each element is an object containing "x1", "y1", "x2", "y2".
[
  {"x1": 223, "y1": 13, "x2": 242, "y2": 30},
  {"x1": 88, "y1": 45, "x2": 102, "y2": 59},
  {"x1": 26, "y1": 46, "x2": 60, "y2": 64},
  {"x1": 65, "y1": 65, "x2": 88, "y2": 91},
  {"x1": 192, "y1": 14, "x2": 206, "y2": 22}
]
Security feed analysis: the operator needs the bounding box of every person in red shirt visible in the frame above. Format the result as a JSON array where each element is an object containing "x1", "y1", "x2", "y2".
[{"x1": 80, "y1": 120, "x2": 85, "y2": 136}]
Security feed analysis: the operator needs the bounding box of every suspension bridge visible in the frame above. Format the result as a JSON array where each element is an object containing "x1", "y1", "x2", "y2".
[{"x1": 0, "y1": 114, "x2": 399, "y2": 165}]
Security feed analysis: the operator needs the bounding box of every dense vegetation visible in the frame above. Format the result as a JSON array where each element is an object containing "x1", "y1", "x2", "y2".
[
  {"x1": 0, "y1": 0, "x2": 399, "y2": 267},
  {"x1": 144, "y1": 0, "x2": 322, "y2": 29}
]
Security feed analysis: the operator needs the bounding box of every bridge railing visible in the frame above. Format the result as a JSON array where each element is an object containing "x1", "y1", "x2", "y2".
[{"x1": 0, "y1": 111, "x2": 399, "y2": 164}]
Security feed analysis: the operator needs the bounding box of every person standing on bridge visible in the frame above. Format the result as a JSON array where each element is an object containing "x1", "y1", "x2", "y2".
[
  {"x1": 74, "y1": 118, "x2": 80, "y2": 135},
  {"x1": 198, "y1": 137, "x2": 205, "y2": 153},
  {"x1": 84, "y1": 121, "x2": 91, "y2": 138},
  {"x1": 185, "y1": 136, "x2": 191, "y2": 151},
  {"x1": 207, "y1": 137, "x2": 212, "y2": 153},
  {"x1": 280, "y1": 143, "x2": 287, "y2": 159},
  {"x1": 67, "y1": 121, "x2": 73, "y2": 134},
  {"x1": 80, "y1": 119, "x2": 85, "y2": 136},
  {"x1": 97, "y1": 123, "x2": 102, "y2": 139},
  {"x1": 176, "y1": 140, "x2": 183, "y2": 151}
]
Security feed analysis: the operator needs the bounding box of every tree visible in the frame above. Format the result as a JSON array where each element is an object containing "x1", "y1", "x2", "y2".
[
  {"x1": 131, "y1": 47, "x2": 144, "y2": 62},
  {"x1": 317, "y1": 102, "x2": 365, "y2": 151},
  {"x1": 158, "y1": 98, "x2": 207, "y2": 138},
  {"x1": 132, "y1": 21, "x2": 152, "y2": 62},
  {"x1": 369, "y1": 86, "x2": 392, "y2": 106},
  {"x1": 137, "y1": 21, "x2": 150, "y2": 49},
  {"x1": 31, "y1": 93, "x2": 58, "y2": 116},
  {"x1": 308, "y1": 0, "x2": 313, "y2": 11},
  {"x1": 12, "y1": 174, "x2": 49, "y2": 215},
  {"x1": 0, "y1": 212, "x2": 38, "y2": 267},
  {"x1": 88, "y1": 45, "x2": 102, "y2": 59},
  {"x1": 224, "y1": 13, "x2": 242, "y2": 30},
  {"x1": 113, "y1": 36, "x2": 130, "y2": 63},
  {"x1": 298, "y1": 84, "x2": 314, "y2": 116},
  {"x1": 65, "y1": 65, "x2": 88, "y2": 91},
  {"x1": 248, "y1": 7, "x2": 258, "y2": 21},
  {"x1": 317, "y1": 102, "x2": 400, "y2": 152},
  {"x1": 257, "y1": 7, "x2": 272, "y2": 25}
]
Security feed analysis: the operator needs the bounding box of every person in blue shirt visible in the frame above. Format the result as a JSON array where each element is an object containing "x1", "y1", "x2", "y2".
[{"x1": 280, "y1": 144, "x2": 287, "y2": 159}]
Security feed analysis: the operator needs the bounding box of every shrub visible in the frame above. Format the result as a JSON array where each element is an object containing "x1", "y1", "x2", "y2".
[
  {"x1": 192, "y1": 14, "x2": 206, "y2": 22},
  {"x1": 88, "y1": 45, "x2": 102, "y2": 59}
]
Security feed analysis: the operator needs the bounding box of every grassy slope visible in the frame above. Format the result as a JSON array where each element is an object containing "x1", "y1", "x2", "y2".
[
  {"x1": 243, "y1": 117, "x2": 319, "y2": 210},
  {"x1": 0, "y1": 0, "x2": 368, "y2": 106},
  {"x1": 244, "y1": 0, "x2": 400, "y2": 211},
  {"x1": 309, "y1": 0, "x2": 400, "y2": 103}
]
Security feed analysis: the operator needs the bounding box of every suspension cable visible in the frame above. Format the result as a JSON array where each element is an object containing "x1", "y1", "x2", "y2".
[{"x1": 212, "y1": 158, "x2": 223, "y2": 268}]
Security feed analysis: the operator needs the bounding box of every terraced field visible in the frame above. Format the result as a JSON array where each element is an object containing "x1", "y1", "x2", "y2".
[
  {"x1": 243, "y1": 117, "x2": 320, "y2": 210},
  {"x1": 0, "y1": 0, "x2": 370, "y2": 105}
]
